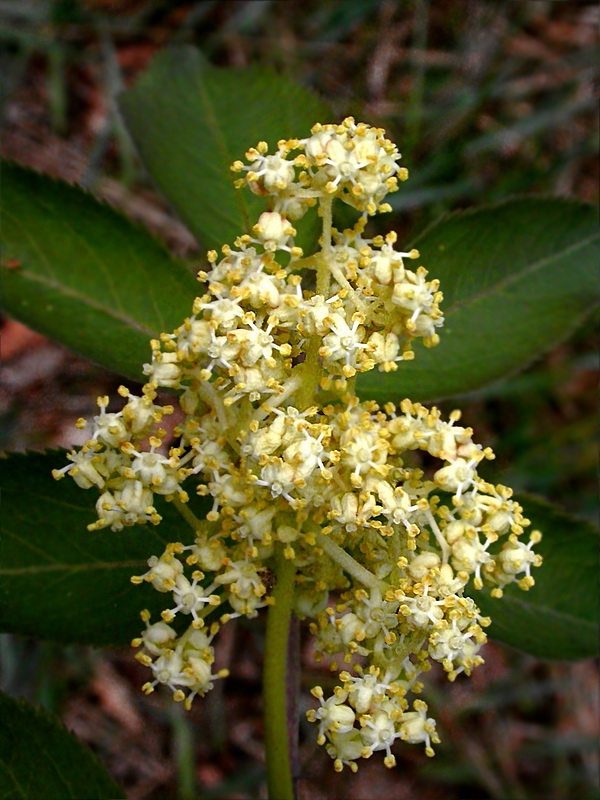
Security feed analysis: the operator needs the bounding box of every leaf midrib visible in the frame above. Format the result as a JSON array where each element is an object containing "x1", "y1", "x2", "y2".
[
  {"x1": 487, "y1": 591, "x2": 598, "y2": 632},
  {"x1": 443, "y1": 229, "x2": 600, "y2": 315},
  {"x1": 1, "y1": 560, "x2": 147, "y2": 576},
  {"x1": 2, "y1": 262, "x2": 158, "y2": 339},
  {"x1": 191, "y1": 64, "x2": 251, "y2": 234},
  {"x1": 0, "y1": 761, "x2": 28, "y2": 799},
  {"x1": 26, "y1": 190, "x2": 126, "y2": 317}
]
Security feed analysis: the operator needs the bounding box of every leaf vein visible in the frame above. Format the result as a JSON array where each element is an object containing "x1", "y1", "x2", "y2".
[{"x1": 446, "y1": 231, "x2": 600, "y2": 314}]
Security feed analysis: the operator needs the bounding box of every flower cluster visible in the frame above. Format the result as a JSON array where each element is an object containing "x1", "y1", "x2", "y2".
[{"x1": 54, "y1": 119, "x2": 541, "y2": 771}]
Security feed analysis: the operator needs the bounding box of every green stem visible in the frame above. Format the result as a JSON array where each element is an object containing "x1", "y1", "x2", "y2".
[
  {"x1": 263, "y1": 553, "x2": 296, "y2": 800},
  {"x1": 169, "y1": 701, "x2": 196, "y2": 800},
  {"x1": 295, "y1": 196, "x2": 334, "y2": 410},
  {"x1": 316, "y1": 196, "x2": 333, "y2": 295},
  {"x1": 173, "y1": 495, "x2": 206, "y2": 533},
  {"x1": 314, "y1": 531, "x2": 386, "y2": 591}
]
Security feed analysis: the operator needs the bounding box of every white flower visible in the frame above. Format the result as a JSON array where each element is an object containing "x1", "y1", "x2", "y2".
[
  {"x1": 248, "y1": 153, "x2": 295, "y2": 194},
  {"x1": 253, "y1": 211, "x2": 295, "y2": 249},
  {"x1": 307, "y1": 686, "x2": 355, "y2": 740},
  {"x1": 398, "y1": 701, "x2": 438, "y2": 756},
  {"x1": 143, "y1": 352, "x2": 181, "y2": 388}
]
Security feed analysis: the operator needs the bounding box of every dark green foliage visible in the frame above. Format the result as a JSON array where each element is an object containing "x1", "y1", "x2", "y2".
[
  {"x1": 119, "y1": 47, "x2": 330, "y2": 253},
  {"x1": 358, "y1": 198, "x2": 600, "y2": 402},
  {"x1": 474, "y1": 494, "x2": 599, "y2": 660},
  {"x1": 0, "y1": 451, "x2": 208, "y2": 646},
  {"x1": 1, "y1": 162, "x2": 198, "y2": 382},
  {"x1": 0, "y1": 690, "x2": 125, "y2": 799}
]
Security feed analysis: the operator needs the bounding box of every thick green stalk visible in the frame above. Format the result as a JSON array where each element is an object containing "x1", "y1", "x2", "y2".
[
  {"x1": 263, "y1": 553, "x2": 297, "y2": 800},
  {"x1": 169, "y1": 701, "x2": 196, "y2": 800}
]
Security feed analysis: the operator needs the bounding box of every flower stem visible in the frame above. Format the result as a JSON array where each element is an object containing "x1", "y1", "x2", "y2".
[
  {"x1": 172, "y1": 495, "x2": 206, "y2": 533},
  {"x1": 315, "y1": 530, "x2": 386, "y2": 591},
  {"x1": 169, "y1": 701, "x2": 196, "y2": 800},
  {"x1": 294, "y1": 196, "x2": 333, "y2": 410},
  {"x1": 317, "y1": 196, "x2": 333, "y2": 295},
  {"x1": 263, "y1": 552, "x2": 297, "y2": 800}
]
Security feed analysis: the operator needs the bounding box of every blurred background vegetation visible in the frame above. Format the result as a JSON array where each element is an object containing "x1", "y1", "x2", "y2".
[{"x1": 0, "y1": 1, "x2": 598, "y2": 799}]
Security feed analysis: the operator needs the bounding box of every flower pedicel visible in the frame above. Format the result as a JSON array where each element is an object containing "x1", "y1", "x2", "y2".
[{"x1": 53, "y1": 118, "x2": 542, "y2": 772}]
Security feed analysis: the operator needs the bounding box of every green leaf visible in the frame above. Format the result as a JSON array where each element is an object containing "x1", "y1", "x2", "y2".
[
  {"x1": 119, "y1": 46, "x2": 330, "y2": 252},
  {"x1": 1, "y1": 162, "x2": 198, "y2": 381},
  {"x1": 0, "y1": 690, "x2": 124, "y2": 799},
  {"x1": 475, "y1": 494, "x2": 599, "y2": 660},
  {"x1": 0, "y1": 451, "x2": 208, "y2": 647},
  {"x1": 358, "y1": 198, "x2": 600, "y2": 403}
]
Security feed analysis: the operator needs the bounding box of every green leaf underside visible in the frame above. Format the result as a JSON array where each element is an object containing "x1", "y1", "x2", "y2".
[
  {"x1": 473, "y1": 494, "x2": 599, "y2": 660},
  {"x1": 119, "y1": 46, "x2": 331, "y2": 253},
  {"x1": 0, "y1": 690, "x2": 124, "y2": 800},
  {"x1": 1, "y1": 162, "x2": 199, "y2": 381},
  {"x1": 358, "y1": 198, "x2": 600, "y2": 403},
  {"x1": 0, "y1": 451, "x2": 209, "y2": 647}
]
